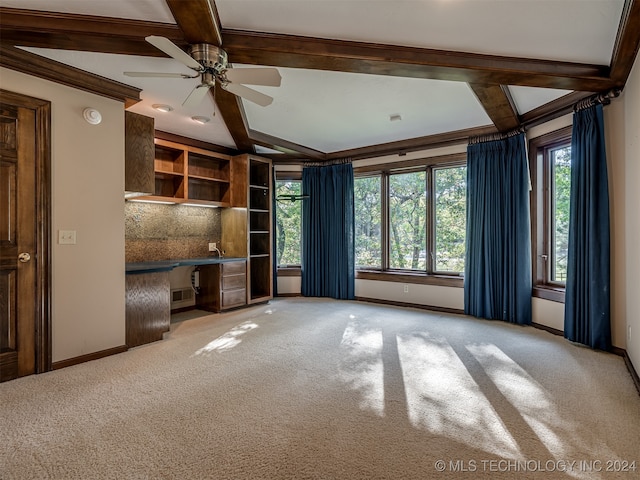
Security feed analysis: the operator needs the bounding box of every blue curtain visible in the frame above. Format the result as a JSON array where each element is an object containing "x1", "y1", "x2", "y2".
[
  {"x1": 564, "y1": 104, "x2": 611, "y2": 350},
  {"x1": 301, "y1": 163, "x2": 355, "y2": 299},
  {"x1": 464, "y1": 133, "x2": 532, "y2": 324}
]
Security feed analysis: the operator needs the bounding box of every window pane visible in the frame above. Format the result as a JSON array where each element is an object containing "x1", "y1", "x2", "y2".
[
  {"x1": 389, "y1": 171, "x2": 426, "y2": 270},
  {"x1": 275, "y1": 180, "x2": 302, "y2": 266},
  {"x1": 354, "y1": 176, "x2": 382, "y2": 268},
  {"x1": 551, "y1": 146, "x2": 571, "y2": 283},
  {"x1": 434, "y1": 166, "x2": 466, "y2": 272}
]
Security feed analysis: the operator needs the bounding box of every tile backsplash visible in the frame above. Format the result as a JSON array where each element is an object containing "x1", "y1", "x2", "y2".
[{"x1": 125, "y1": 202, "x2": 221, "y2": 262}]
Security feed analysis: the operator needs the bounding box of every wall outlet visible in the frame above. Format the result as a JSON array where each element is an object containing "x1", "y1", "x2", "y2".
[
  {"x1": 208, "y1": 242, "x2": 216, "y2": 252},
  {"x1": 403, "y1": 284, "x2": 409, "y2": 293},
  {"x1": 58, "y1": 230, "x2": 77, "y2": 245}
]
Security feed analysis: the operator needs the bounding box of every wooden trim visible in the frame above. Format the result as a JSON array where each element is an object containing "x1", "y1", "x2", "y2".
[
  {"x1": 531, "y1": 322, "x2": 564, "y2": 337},
  {"x1": 521, "y1": 92, "x2": 591, "y2": 129},
  {"x1": 222, "y1": 30, "x2": 614, "y2": 92},
  {"x1": 469, "y1": 84, "x2": 521, "y2": 132},
  {"x1": 0, "y1": 44, "x2": 142, "y2": 107},
  {"x1": 353, "y1": 153, "x2": 467, "y2": 174},
  {"x1": 533, "y1": 287, "x2": 566, "y2": 303},
  {"x1": 275, "y1": 292, "x2": 302, "y2": 297},
  {"x1": 356, "y1": 296, "x2": 465, "y2": 316},
  {"x1": 0, "y1": 7, "x2": 184, "y2": 56},
  {"x1": 610, "y1": 0, "x2": 640, "y2": 84},
  {"x1": 154, "y1": 130, "x2": 238, "y2": 156},
  {"x1": 166, "y1": 0, "x2": 222, "y2": 46},
  {"x1": 250, "y1": 129, "x2": 326, "y2": 160},
  {"x1": 356, "y1": 270, "x2": 464, "y2": 288},
  {"x1": 277, "y1": 267, "x2": 301, "y2": 277},
  {"x1": 328, "y1": 125, "x2": 496, "y2": 161},
  {"x1": 621, "y1": 350, "x2": 640, "y2": 396},
  {"x1": 1, "y1": 89, "x2": 53, "y2": 374},
  {"x1": 52, "y1": 345, "x2": 128, "y2": 370},
  {"x1": 274, "y1": 170, "x2": 302, "y2": 181}
]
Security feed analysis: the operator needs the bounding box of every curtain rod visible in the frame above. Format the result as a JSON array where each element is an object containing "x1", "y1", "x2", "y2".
[
  {"x1": 303, "y1": 157, "x2": 352, "y2": 168},
  {"x1": 574, "y1": 88, "x2": 622, "y2": 111},
  {"x1": 468, "y1": 127, "x2": 524, "y2": 145}
]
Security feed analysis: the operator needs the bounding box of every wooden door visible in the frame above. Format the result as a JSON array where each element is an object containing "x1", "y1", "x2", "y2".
[{"x1": 0, "y1": 90, "x2": 50, "y2": 382}]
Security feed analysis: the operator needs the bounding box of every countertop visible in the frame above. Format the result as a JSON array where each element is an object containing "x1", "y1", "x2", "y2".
[{"x1": 126, "y1": 257, "x2": 246, "y2": 274}]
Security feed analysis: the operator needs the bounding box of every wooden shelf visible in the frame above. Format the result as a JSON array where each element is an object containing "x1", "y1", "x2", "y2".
[{"x1": 135, "y1": 139, "x2": 236, "y2": 206}]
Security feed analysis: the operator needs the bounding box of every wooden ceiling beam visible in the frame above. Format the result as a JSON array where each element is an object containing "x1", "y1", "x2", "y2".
[
  {"x1": 249, "y1": 130, "x2": 326, "y2": 160},
  {"x1": 222, "y1": 30, "x2": 614, "y2": 92},
  {"x1": 165, "y1": 0, "x2": 223, "y2": 47},
  {"x1": 0, "y1": 7, "x2": 184, "y2": 55},
  {"x1": 0, "y1": 44, "x2": 141, "y2": 107},
  {"x1": 214, "y1": 88, "x2": 255, "y2": 152},
  {"x1": 468, "y1": 84, "x2": 521, "y2": 132},
  {"x1": 167, "y1": 0, "x2": 252, "y2": 152},
  {"x1": 610, "y1": 0, "x2": 640, "y2": 85}
]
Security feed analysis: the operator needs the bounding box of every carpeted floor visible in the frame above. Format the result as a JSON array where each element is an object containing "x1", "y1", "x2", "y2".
[{"x1": 1, "y1": 297, "x2": 638, "y2": 480}]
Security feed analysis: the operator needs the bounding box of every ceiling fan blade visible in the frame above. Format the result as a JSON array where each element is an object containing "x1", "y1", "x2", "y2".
[
  {"x1": 124, "y1": 71, "x2": 193, "y2": 78},
  {"x1": 145, "y1": 35, "x2": 202, "y2": 71},
  {"x1": 225, "y1": 68, "x2": 282, "y2": 87},
  {"x1": 182, "y1": 83, "x2": 212, "y2": 108},
  {"x1": 222, "y1": 83, "x2": 274, "y2": 107}
]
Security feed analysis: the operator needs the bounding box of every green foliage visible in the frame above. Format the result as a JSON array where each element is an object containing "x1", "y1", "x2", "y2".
[
  {"x1": 552, "y1": 146, "x2": 571, "y2": 282},
  {"x1": 389, "y1": 172, "x2": 427, "y2": 270},
  {"x1": 354, "y1": 176, "x2": 382, "y2": 267},
  {"x1": 434, "y1": 166, "x2": 467, "y2": 272},
  {"x1": 275, "y1": 181, "x2": 302, "y2": 266}
]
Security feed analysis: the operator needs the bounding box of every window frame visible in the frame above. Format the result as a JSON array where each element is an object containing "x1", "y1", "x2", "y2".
[
  {"x1": 529, "y1": 126, "x2": 572, "y2": 303},
  {"x1": 354, "y1": 152, "x2": 466, "y2": 287}
]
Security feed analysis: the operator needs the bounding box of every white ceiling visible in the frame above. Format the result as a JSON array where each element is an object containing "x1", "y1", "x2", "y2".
[{"x1": 2, "y1": 0, "x2": 625, "y2": 154}]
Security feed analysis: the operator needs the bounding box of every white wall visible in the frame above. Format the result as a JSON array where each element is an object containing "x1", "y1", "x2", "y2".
[{"x1": 1, "y1": 68, "x2": 126, "y2": 363}]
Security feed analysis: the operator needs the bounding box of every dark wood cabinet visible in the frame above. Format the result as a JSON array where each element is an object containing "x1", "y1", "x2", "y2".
[
  {"x1": 196, "y1": 261, "x2": 247, "y2": 312},
  {"x1": 125, "y1": 272, "x2": 171, "y2": 348},
  {"x1": 124, "y1": 111, "x2": 155, "y2": 197}
]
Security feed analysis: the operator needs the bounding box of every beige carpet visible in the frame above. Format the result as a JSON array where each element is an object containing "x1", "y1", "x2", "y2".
[{"x1": 1, "y1": 298, "x2": 638, "y2": 480}]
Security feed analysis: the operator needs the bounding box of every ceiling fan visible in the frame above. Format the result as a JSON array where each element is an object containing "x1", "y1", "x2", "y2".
[{"x1": 124, "y1": 36, "x2": 281, "y2": 107}]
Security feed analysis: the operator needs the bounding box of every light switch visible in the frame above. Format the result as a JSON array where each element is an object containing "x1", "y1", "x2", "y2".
[{"x1": 58, "y1": 230, "x2": 77, "y2": 245}]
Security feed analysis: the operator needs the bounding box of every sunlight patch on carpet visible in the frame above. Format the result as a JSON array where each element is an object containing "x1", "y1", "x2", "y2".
[
  {"x1": 466, "y1": 343, "x2": 577, "y2": 459},
  {"x1": 397, "y1": 332, "x2": 522, "y2": 459},
  {"x1": 192, "y1": 321, "x2": 259, "y2": 355},
  {"x1": 338, "y1": 321, "x2": 385, "y2": 416}
]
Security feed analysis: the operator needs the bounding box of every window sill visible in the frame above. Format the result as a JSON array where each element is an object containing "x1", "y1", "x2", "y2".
[
  {"x1": 356, "y1": 269, "x2": 464, "y2": 288},
  {"x1": 533, "y1": 285, "x2": 565, "y2": 303},
  {"x1": 277, "y1": 266, "x2": 301, "y2": 277}
]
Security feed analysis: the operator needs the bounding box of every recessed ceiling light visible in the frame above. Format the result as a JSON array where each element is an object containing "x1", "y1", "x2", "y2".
[
  {"x1": 191, "y1": 116, "x2": 210, "y2": 124},
  {"x1": 389, "y1": 114, "x2": 402, "y2": 122},
  {"x1": 152, "y1": 104, "x2": 173, "y2": 112}
]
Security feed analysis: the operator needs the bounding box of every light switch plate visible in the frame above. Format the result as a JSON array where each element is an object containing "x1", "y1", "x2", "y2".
[{"x1": 59, "y1": 230, "x2": 77, "y2": 245}]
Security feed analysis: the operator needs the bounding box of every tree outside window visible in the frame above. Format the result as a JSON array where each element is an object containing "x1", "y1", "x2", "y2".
[
  {"x1": 275, "y1": 180, "x2": 302, "y2": 266},
  {"x1": 550, "y1": 146, "x2": 571, "y2": 283},
  {"x1": 354, "y1": 176, "x2": 382, "y2": 268},
  {"x1": 389, "y1": 171, "x2": 427, "y2": 270},
  {"x1": 434, "y1": 165, "x2": 466, "y2": 273}
]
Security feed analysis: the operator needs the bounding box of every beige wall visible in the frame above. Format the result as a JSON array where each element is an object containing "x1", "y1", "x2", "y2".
[
  {"x1": 1, "y1": 67, "x2": 126, "y2": 363},
  {"x1": 619, "y1": 53, "x2": 640, "y2": 370}
]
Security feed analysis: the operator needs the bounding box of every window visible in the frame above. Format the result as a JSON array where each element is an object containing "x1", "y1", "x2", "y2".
[
  {"x1": 354, "y1": 176, "x2": 382, "y2": 268},
  {"x1": 530, "y1": 126, "x2": 572, "y2": 301},
  {"x1": 275, "y1": 180, "x2": 302, "y2": 266},
  {"x1": 354, "y1": 157, "x2": 466, "y2": 278},
  {"x1": 434, "y1": 165, "x2": 467, "y2": 273}
]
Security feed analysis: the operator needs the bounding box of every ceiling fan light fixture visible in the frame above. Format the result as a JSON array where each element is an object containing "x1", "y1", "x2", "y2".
[
  {"x1": 191, "y1": 115, "x2": 210, "y2": 124},
  {"x1": 152, "y1": 104, "x2": 173, "y2": 113}
]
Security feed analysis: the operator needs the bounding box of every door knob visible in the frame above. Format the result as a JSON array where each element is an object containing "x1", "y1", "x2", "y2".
[{"x1": 18, "y1": 253, "x2": 31, "y2": 263}]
